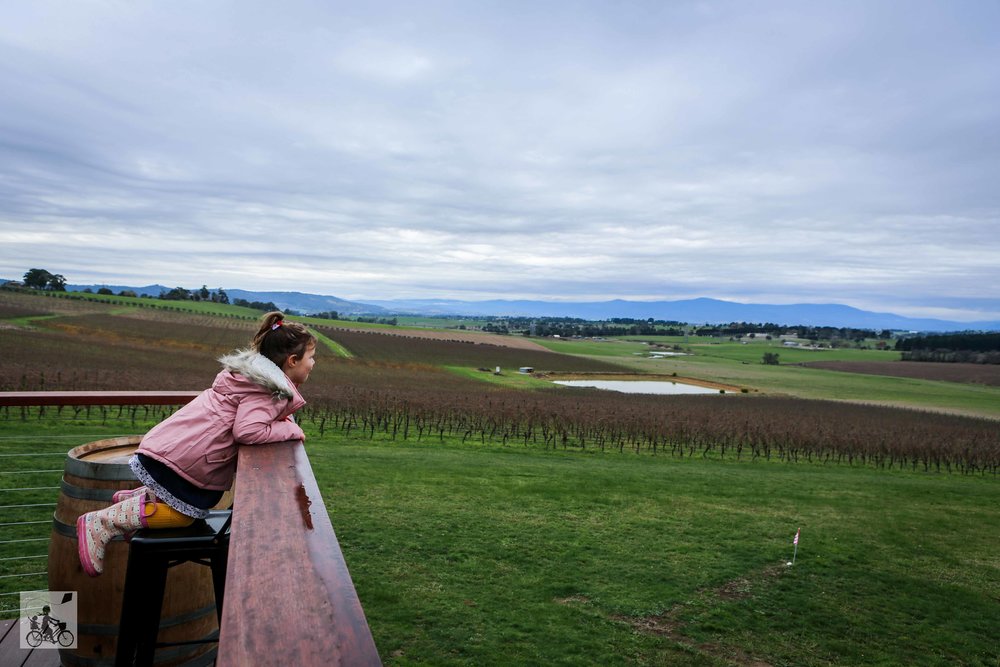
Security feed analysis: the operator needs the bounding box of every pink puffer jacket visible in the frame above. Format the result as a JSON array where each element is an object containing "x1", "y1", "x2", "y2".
[{"x1": 137, "y1": 350, "x2": 306, "y2": 490}]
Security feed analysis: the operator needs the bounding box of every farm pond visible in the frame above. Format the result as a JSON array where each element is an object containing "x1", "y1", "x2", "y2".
[{"x1": 553, "y1": 379, "x2": 721, "y2": 395}]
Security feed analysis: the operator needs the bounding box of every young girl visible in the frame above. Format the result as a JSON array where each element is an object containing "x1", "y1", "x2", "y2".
[{"x1": 77, "y1": 312, "x2": 317, "y2": 576}]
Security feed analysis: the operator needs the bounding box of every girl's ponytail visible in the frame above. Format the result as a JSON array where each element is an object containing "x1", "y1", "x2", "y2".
[{"x1": 252, "y1": 311, "x2": 316, "y2": 368}]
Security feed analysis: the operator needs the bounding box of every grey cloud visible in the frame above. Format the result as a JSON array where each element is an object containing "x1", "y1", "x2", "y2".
[{"x1": 1, "y1": 1, "x2": 998, "y2": 321}]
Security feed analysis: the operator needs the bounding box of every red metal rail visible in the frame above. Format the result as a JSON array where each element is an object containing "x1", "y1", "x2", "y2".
[{"x1": 0, "y1": 391, "x2": 201, "y2": 406}]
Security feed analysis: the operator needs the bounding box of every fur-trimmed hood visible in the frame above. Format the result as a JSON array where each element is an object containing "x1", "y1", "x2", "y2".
[{"x1": 217, "y1": 349, "x2": 295, "y2": 399}]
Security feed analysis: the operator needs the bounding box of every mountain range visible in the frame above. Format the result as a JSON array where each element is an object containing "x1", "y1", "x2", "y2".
[
  {"x1": 364, "y1": 297, "x2": 1000, "y2": 332},
  {"x1": 45, "y1": 282, "x2": 999, "y2": 332}
]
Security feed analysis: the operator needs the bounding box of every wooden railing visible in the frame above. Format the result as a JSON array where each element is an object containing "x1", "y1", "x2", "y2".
[
  {"x1": 217, "y1": 439, "x2": 381, "y2": 665},
  {"x1": 0, "y1": 391, "x2": 381, "y2": 666}
]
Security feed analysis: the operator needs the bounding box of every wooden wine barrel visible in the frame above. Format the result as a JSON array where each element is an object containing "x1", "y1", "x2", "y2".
[{"x1": 47, "y1": 436, "x2": 226, "y2": 667}]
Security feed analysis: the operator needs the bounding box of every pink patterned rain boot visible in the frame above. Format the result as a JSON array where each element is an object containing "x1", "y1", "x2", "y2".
[{"x1": 76, "y1": 493, "x2": 150, "y2": 577}]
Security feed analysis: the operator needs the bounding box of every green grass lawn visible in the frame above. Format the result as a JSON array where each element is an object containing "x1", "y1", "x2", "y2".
[{"x1": 310, "y1": 431, "x2": 1000, "y2": 667}]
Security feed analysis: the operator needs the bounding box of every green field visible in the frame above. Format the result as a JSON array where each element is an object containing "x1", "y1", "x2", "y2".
[
  {"x1": 318, "y1": 434, "x2": 998, "y2": 667},
  {"x1": 393, "y1": 316, "x2": 492, "y2": 329}
]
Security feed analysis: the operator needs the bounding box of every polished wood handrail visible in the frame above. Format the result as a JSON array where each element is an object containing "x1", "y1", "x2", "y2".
[{"x1": 217, "y1": 440, "x2": 381, "y2": 665}]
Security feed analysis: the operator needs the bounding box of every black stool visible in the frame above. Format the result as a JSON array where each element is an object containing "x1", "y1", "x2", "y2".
[{"x1": 115, "y1": 510, "x2": 232, "y2": 667}]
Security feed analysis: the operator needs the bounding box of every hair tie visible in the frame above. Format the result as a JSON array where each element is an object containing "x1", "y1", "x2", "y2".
[{"x1": 271, "y1": 320, "x2": 283, "y2": 331}]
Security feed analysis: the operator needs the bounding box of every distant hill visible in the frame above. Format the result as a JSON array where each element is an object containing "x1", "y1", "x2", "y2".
[
  {"x1": 224, "y1": 290, "x2": 385, "y2": 316},
  {"x1": 366, "y1": 297, "x2": 1000, "y2": 332},
  {"x1": 22, "y1": 280, "x2": 996, "y2": 331}
]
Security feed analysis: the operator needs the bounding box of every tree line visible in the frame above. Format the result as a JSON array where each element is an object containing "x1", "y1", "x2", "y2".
[
  {"x1": 478, "y1": 316, "x2": 890, "y2": 341},
  {"x1": 158, "y1": 285, "x2": 230, "y2": 303},
  {"x1": 156, "y1": 287, "x2": 280, "y2": 313},
  {"x1": 896, "y1": 332, "x2": 1000, "y2": 364}
]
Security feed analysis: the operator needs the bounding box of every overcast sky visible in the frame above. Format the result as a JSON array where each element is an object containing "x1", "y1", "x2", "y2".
[{"x1": 1, "y1": 1, "x2": 998, "y2": 321}]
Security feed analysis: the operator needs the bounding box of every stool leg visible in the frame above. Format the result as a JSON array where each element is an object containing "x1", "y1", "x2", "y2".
[
  {"x1": 116, "y1": 546, "x2": 147, "y2": 666},
  {"x1": 136, "y1": 555, "x2": 169, "y2": 666},
  {"x1": 115, "y1": 547, "x2": 168, "y2": 667},
  {"x1": 210, "y1": 542, "x2": 229, "y2": 624}
]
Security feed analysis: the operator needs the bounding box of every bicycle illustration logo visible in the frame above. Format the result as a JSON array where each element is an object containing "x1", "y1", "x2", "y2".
[
  {"x1": 26, "y1": 606, "x2": 76, "y2": 647},
  {"x1": 19, "y1": 591, "x2": 78, "y2": 650}
]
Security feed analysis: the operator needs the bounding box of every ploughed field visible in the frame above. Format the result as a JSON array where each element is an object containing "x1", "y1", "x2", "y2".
[{"x1": 315, "y1": 323, "x2": 552, "y2": 351}]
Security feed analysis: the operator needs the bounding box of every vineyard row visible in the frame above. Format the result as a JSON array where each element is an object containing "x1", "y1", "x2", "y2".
[
  {"x1": 299, "y1": 389, "x2": 1000, "y2": 475},
  {"x1": 6, "y1": 390, "x2": 996, "y2": 475}
]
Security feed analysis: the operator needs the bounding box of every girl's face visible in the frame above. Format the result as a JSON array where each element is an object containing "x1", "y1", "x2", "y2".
[{"x1": 283, "y1": 343, "x2": 317, "y2": 386}]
